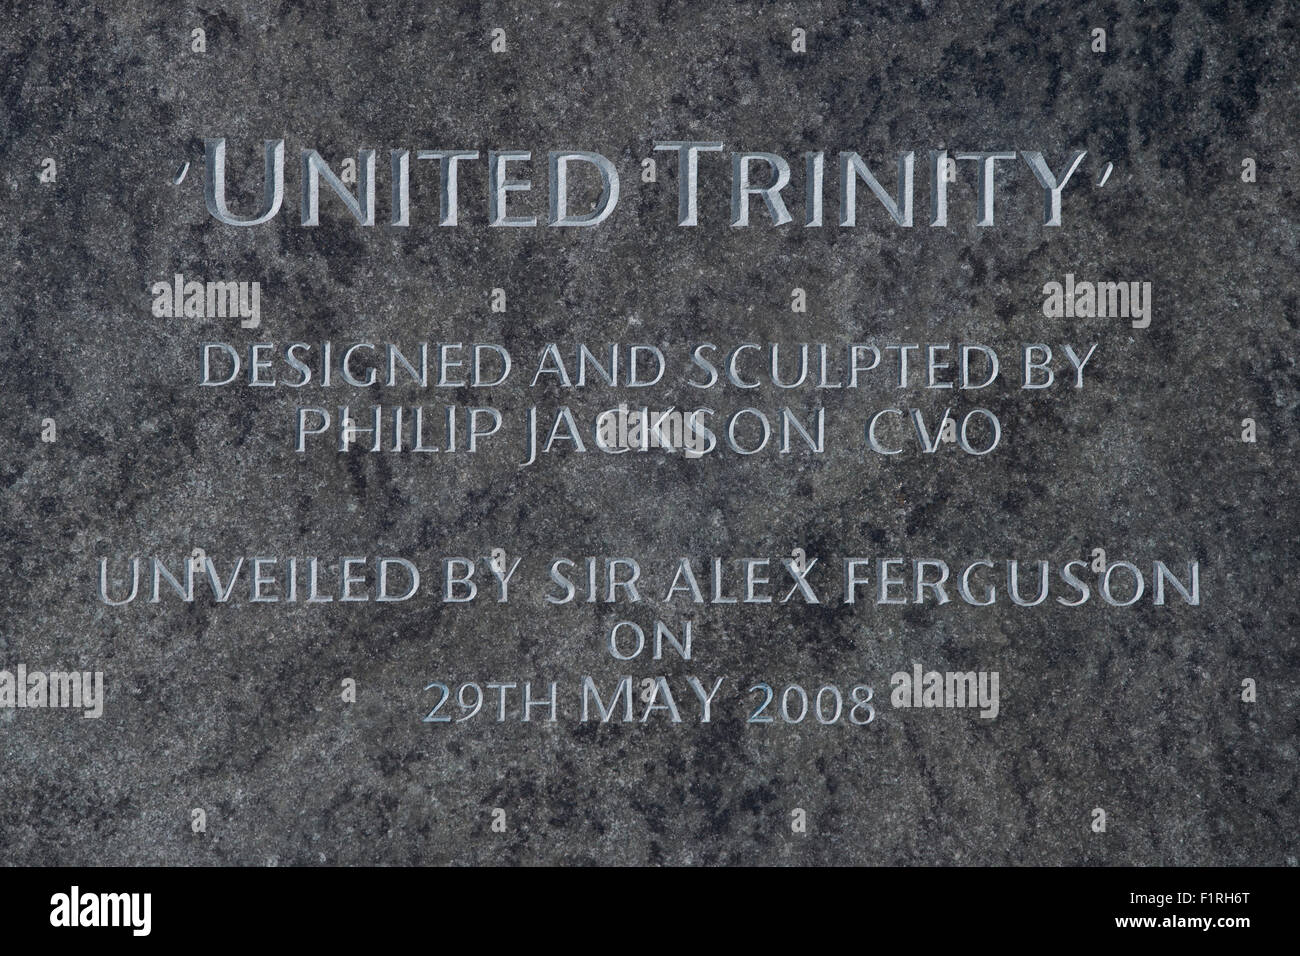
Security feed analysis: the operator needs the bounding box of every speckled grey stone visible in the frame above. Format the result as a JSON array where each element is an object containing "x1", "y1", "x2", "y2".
[{"x1": 0, "y1": 0, "x2": 1297, "y2": 866}]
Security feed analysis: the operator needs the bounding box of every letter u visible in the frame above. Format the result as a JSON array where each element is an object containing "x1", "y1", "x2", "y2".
[
  {"x1": 204, "y1": 138, "x2": 285, "y2": 226},
  {"x1": 1007, "y1": 560, "x2": 1049, "y2": 607},
  {"x1": 99, "y1": 557, "x2": 140, "y2": 605}
]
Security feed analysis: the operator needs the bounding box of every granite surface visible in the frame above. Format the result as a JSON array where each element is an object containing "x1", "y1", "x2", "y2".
[{"x1": 0, "y1": 0, "x2": 1297, "y2": 865}]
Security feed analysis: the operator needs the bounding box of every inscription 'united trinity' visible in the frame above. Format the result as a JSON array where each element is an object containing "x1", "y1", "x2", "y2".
[{"x1": 203, "y1": 139, "x2": 1090, "y2": 228}]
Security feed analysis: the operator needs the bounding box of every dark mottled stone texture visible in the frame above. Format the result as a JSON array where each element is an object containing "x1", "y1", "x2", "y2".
[{"x1": 0, "y1": 0, "x2": 1296, "y2": 865}]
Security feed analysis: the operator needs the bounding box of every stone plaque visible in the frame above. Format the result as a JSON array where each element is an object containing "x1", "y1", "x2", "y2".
[{"x1": 2, "y1": 2, "x2": 1296, "y2": 870}]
